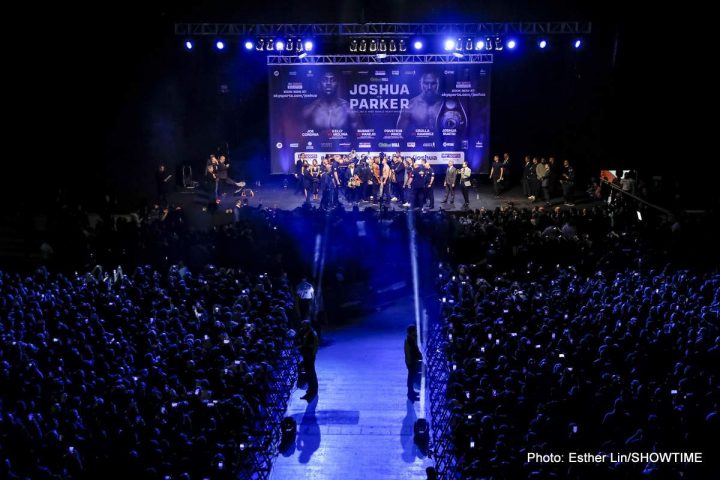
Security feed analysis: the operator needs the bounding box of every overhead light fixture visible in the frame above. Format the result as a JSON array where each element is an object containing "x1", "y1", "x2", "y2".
[
  {"x1": 389, "y1": 39, "x2": 397, "y2": 52},
  {"x1": 359, "y1": 39, "x2": 367, "y2": 52},
  {"x1": 256, "y1": 39, "x2": 264, "y2": 51},
  {"x1": 350, "y1": 39, "x2": 358, "y2": 52},
  {"x1": 369, "y1": 39, "x2": 377, "y2": 52},
  {"x1": 399, "y1": 39, "x2": 407, "y2": 52},
  {"x1": 379, "y1": 39, "x2": 387, "y2": 52}
]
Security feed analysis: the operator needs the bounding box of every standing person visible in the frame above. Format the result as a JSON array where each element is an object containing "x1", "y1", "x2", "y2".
[
  {"x1": 294, "y1": 155, "x2": 305, "y2": 195},
  {"x1": 536, "y1": 158, "x2": 551, "y2": 205},
  {"x1": 379, "y1": 157, "x2": 391, "y2": 203},
  {"x1": 309, "y1": 159, "x2": 321, "y2": 202},
  {"x1": 155, "y1": 164, "x2": 172, "y2": 207},
  {"x1": 442, "y1": 160, "x2": 457, "y2": 204},
  {"x1": 490, "y1": 155, "x2": 504, "y2": 197},
  {"x1": 320, "y1": 163, "x2": 336, "y2": 210},
  {"x1": 424, "y1": 159, "x2": 435, "y2": 210},
  {"x1": 528, "y1": 157, "x2": 540, "y2": 202},
  {"x1": 299, "y1": 320, "x2": 319, "y2": 401},
  {"x1": 411, "y1": 160, "x2": 427, "y2": 208},
  {"x1": 521, "y1": 155, "x2": 533, "y2": 199},
  {"x1": 392, "y1": 155, "x2": 405, "y2": 203},
  {"x1": 296, "y1": 278, "x2": 315, "y2": 321},
  {"x1": 405, "y1": 325, "x2": 422, "y2": 401},
  {"x1": 344, "y1": 161, "x2": 359, "y2": 205},
  {"x1": 561, "y1": 159, "x2": 576, "y2": 206},
  {"x1": 459, "y1": 160, "x2": 472, "y2": 208},
  {"x1": 502, "y1": 152, "x2": 512, "y2": 191}
]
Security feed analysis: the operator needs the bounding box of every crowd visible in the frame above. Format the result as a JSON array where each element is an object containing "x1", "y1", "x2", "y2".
[
  {"x1": 430, "y1": 193, "x2": 719, "y2": 479},
  {"x1": 0, "y1": 265, "x2": 297, "y2": 479},
  {"x1": 435, "y1": 264, "x2": 719, "y2": 479}
]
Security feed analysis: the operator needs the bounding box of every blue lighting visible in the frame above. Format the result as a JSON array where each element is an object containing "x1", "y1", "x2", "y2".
[
  {"x1": 574, "y1": 39, "x2": 582, "y2": 49},
  {"x1": 414, "y1": 40, "x2": 423, "y2": 50},
  {"x1": 539, "y1": 39, "x2": 547, "y2": 49},
  {"x1": 444, "y1": 39, "x2": 456, "y2": 51},
  {"x1": 184, "y1": 41, "x2": 193, "y2": 51},
  {"x1": 244, "y1": 40, "x2": 254, "y2": 50},
  {"x1": 304, "y1": 40, "x2": 314, "y2": 51},
  {"x1": 276, "y1": 40, "x2": 285, "y2": 51},
  {"x1": 507, "y1": 39, "x2": 517, "y2": 49},
  {"x1": 215, "y1": 41, "x2": 225, "y2": 50},
  {"x1": 475, "y1": 40, "x2": 485, "y2": 50}
]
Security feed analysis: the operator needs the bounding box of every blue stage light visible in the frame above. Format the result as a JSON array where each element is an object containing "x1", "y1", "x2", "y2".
[
  {"x1": 574, "y1": 39, "x2": 582, "y2": 49},
  {"x1": 276, "y1": 40, "x2": 285, "y2": 51},
  {"x1": 475, "y1": 40, "x2": 485, "y2": 50},
  {"x1": 507, "y1": 39, "x2": 517, "y2": 50},
  {"x1": 413, "y1": 40, "x2": 423, "y2": 51},
  {"x1": 215, "y1": 41, "x2": 225, "y2": 50},
  {"x1": 244, "y1": 40, "x2": 254, "y2": 50},
  {"x1": 185, "y1": 40, "x2": 193, "y2": 51},
  {"x1": 444, "y1": 39, "x2": 456, "y2": 51},
  {"x1": 539, "y1": 39, "x2": 547, "y2": 49},
  {"x1": 304, "y1": 40, "x2": 314, "y2": 51}
]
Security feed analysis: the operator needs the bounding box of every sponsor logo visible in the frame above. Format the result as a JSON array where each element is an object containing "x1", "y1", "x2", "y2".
[
  {"x1": 307, "y1": 141, "x2": 313, "y2": 146},
  {"x1": 443, "y1": 142, "x2": 455, "y2": 148},
  {"x1": 404, "y1": 70, "x2": 415, "y2": 75},
  {"x1": 339, "y1": 142, "x2": 352, "y2": 147},
  {"x1": 321, "y1": 143, "x2": 332, "y2": 148},
  {"x1": 374, "y1": 71, "x2": 386, "y2": 76},
  {"x1": 475, "y1": 141, "x2": 484, "y2": 148},
  {"x1": 359, "y1": 142, "x2": 372, "y2": 149},
  {"x1": 444, "y1": 70, "x2": 456, "y2": 75},
  {"x1": 289, "y1": 143, "x2": 299, "y2": 148},
  {"x1": 391, "y1": 70, "x2": 400, "y2": 75},
  {"x1": 441, "y1": 153, "x2": 463, "y2": 159},
  {"x1": 289, "y1": 71, "x2": 297, "y2": 76},
  {"x1": 358, "y1": 71, "x2": 369, "y2": 75},
  {"x1": 378, "y1": 142, "x2": 400, "y2": 148},
  {"x1": 423, "y1": 142, "x2": 435, "y2": 148},
  {"x1": 406, "y1": 142, "x2": 416, "y2": 148},
  {"x1": 276, "y1": 142, "x2": 283, "y2": 149},
  {"x1": 457, "y1": 81, "x2": 471, "y2": 88},
  {"x1": 273, "y1": 71, "x2": 279, "y2": 76}
]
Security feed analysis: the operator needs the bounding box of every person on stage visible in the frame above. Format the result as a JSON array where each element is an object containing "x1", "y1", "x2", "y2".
[
  {"x1": 299, "y1": 320, "x2": 319, "y2": 401},
  {"x1": 424, "y1": 159, "x2": 436, "y2": 210},
  {"x1": 459, "y1": 160, "x2": 472, "y2": 208},
  {"x1": 490, "y1": 155, "x2": 505, "y2": 197},
  {"x1": 320, "y1": 163, "x2": 337, "y2": 210},
  {"x1": 442, "y1": 160, "x2": 457, "y2": 204}
]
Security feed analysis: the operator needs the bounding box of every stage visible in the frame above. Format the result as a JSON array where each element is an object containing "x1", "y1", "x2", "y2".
[{"x1": 170, "y1": 180, "x2": 593, "y2": 229}]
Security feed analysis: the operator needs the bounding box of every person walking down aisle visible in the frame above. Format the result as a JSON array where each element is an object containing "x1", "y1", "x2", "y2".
[{"x1": 404, "y1": 325, "x2": 422, "y2": 402}]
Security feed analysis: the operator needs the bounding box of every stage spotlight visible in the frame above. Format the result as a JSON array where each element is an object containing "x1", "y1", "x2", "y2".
[
  {"x1": 444, "y1": 39, "x2": 455, "y2": 51},
  {"x1": 389, "y1": 39, "x2": 397, "y2": 52},
  {"x1": 379, "y1": 39, "x2": 387, "y2": 52},
  {"x1": 359, "y1": 39, "x2": 367, "y2": 52},
  {"x1": 350, "y1": 39, "x2": 358, "y2": 52},
  {"x1": 413, "y1": 40, "x2": 423, "y2": 51},
  {"x1": 244, "y1": 40, "x2": 254, "y2": 50},
  {"x1": 266, "y1": 38, "x2": 274, "y2": 51},
  {"x1": 286, "y1": 39, "x2": 294, "y2": 51},
  {"x1": 298, "y1": 52, "x2": 308, "y2": 59},
  {"x1": 215, "y1": 40, "x2": 225, "y2": 51},
  {"x1": 475, "y1": 40, "x2": 485, "y2": 50},
  {"x1": 399, "y1": 39, "x2": 407, "y2": 52},
  {"x1": 276, "y1": 40, "x2": 285, "y2": 51},
  {"x1": 465, "y1": 38, "x2": 473, "y2": 50},
  {"x1": 574, "y1": 39, "x2": 582, "y2": 49},
  {"x1": 494, "y1": 37, "x2": 503, "y2": 51},
  {"x1": 304, "y1": 40, "x2": 314, "y2": 51},
  {"x1": 377, "y1": 53, "x2": 387, "y2": 59},
  {"x1": 184, "y1": 40, "x2": 193, "y2": 51},
  {"x1": 538, "y1": 39, "x2": 547, "y2": 49},
  {"x1": 507, "y1": 39, "x2": 517, "y2": 49},
  {"x1": 453, "y1": 52, "x2": 464, "y2": 58},
  {"x1": 369, "y1": 39, "x2": 377, "y2": 52},
  {"x1": 256, "y1": 39, "x2": 264, "y2": 51},
  {"x1": 456, "y1": 37, "x2": 463, "y2": 51}
]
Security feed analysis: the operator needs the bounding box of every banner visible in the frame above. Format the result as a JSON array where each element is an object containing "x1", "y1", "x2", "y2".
[{"x1": 268, "y1": 63, "x2": 491, "y2": 173}]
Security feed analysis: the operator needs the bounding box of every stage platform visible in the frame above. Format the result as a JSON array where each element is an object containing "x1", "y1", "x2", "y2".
[{"x1": 170, "y1": 181, "x2": 593, "y2": 229}]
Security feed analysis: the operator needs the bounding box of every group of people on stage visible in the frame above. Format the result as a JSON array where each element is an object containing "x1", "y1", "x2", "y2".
[
  {"x1": 203, "y1": 153, "x2": 245, "y2": 199},
  {"x1": 293, "y1": 151, "x2": 474, "y2": 210},
  {"x1": 491, "y1": 154, "x2": 577, "y2": 207}
]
